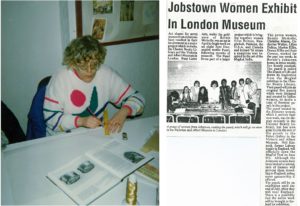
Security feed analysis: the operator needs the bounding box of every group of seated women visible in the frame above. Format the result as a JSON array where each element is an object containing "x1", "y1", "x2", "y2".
[{"x1": 167, "y1": 78, "x2": 260, "y2": 113}]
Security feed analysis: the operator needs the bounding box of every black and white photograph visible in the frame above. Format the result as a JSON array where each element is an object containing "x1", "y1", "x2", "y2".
[
  {"x1": 60, "y1": 172, "x2": 81, "y2": 185},
  {"x1": 124, "y1": 151, "x2": 145, "y2": 164},
  {"x1": 167, "y1": 61, "x2": 262, "y2": 124},
  {"x1": 78, "y1": 161, "x2": 95, "y2": 173}
]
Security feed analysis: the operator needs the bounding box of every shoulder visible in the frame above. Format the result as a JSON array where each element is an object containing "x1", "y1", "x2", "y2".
[
  {"x1": 95, "y1": 64, "x2": 125, "y2": 83},
  {"x1": 97, "y1": 64, "x2": 114, "y2": 76},
  {"x1": 55, "y1": 68, "x2": 71, "y2": 77},
  {"x1": 48, "y1": 68, "x2": 72, "y2": 88},
  {"x1": 94, "y1": 65, "x2": 115, "y2": 79}
]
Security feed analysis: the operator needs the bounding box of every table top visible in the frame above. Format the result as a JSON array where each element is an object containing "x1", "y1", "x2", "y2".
[
  {"x1": 168, "y1": 103, "x2": 253, "y2": 116},
  {"x1": 1, "y1": 116, "x2": 159, "y2": 205}
]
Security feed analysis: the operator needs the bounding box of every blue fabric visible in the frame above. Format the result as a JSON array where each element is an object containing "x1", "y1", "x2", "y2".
[{"x1": 26, "y1": 85, "x2": 47, "y2": 140}]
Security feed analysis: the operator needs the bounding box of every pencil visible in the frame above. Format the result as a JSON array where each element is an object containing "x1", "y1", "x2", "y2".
[{"x1": 87, "y1": 107, "x2": 109, "y2": 136}]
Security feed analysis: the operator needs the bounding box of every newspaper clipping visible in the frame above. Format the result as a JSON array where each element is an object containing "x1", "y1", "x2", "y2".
[{"x1": 166, "y1": 0, "x2": 298, "y2": 205}]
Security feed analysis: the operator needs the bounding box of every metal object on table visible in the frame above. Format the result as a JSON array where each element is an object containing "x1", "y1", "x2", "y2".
[
  {"x1": 122, "y1": 132, "x2": 128, "y2": 140},
  {"x1": 123, "y1": 174, "x2": 139, "y2": 205}
]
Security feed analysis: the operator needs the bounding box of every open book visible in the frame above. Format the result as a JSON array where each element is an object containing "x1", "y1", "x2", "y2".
[{"x1": 47, "y1": 140, "x2": 154, "y2": 205}]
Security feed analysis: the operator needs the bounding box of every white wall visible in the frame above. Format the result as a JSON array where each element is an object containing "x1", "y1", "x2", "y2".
[
  {"x1": 81, "y1": 0, "x2": 159, "y2": 118},
  {"x1": 168, "y1": 61, "x2": 262, "y2": 90},
  {"x1": 1, "y1": 1, "x2": 159, "y2": 133},
  {"x1": 105, "y1": 40, "x2": 159, "y2": 119},
  {"x1": 1, "y1": 1, "x2": 65, "y2": 132}
]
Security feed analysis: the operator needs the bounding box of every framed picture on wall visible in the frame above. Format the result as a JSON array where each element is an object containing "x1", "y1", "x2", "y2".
[
  {"x1": 92, "y1": 18, "x2": 107, "y2": 40},
  {"x1": 76, "y1": 0, "x2": 159, "y2": 45}
]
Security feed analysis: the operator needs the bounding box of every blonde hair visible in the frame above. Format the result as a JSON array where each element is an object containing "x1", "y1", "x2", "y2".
[{"x1": 63, "y1": 35, "x2": 106, "y2": 69}]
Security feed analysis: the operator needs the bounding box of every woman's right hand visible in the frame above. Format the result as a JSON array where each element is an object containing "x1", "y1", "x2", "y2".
[{"x1": 77, "y1": 116, "x2": 101, "y2": 128}]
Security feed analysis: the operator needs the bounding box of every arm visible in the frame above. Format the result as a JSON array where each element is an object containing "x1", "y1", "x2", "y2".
[
  {"x1": 107, "y1": 69, "x2": 145, "y2": 133},
  {"x1": 234, "y1": 88, "x2": 239, "y2": 100},
  {"x1": 208, "y1": 88, "x2": 213, "y2": 103},
  {"x1": 248, "y1": 83, "x2": 258, "y2": 98},
  {"x1": 204, "y1": 94, "x2": 208, "y2": 103},
  {"x1": 226, "y1": 86, "x2": 231, "y2": 101},
  {"x1": 179, "y1": 93, "x2": 183, "y2": 102},
  {"x1": 219, "y1": 87, "x2": 223, "y2": 103},
  {"x1": 43, "y1": 81, "x2": 79, "y2": 133},
  {"x1": 190, "y1": 87, "x2": 195, "y2": 101},
  {"x1": 43, "y1": 74, "x2": 101, "y2": 134},
  {"x1": 197, "y1": 93, "x2": 201, "y2": 103}
]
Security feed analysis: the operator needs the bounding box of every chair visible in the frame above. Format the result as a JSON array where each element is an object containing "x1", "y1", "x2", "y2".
[
  {"x1": 1, "y1": 101, "x2": 26, "y2": 144},
  {"x1": 246, "y1": 102, "x2": 256, "y2": 121},
  {"x1": 167, "y1": 114, "x2": 175, "y2": 122},
  {"x1": 202, "y1": 115, "x2": 226, "y2": 123},
  {"x1": 229, "y1": 114, "x2": 251, "y2": 124},
  {"x1": 26, "y1": 76, "x2": 51, "y2": 140},
  {"x1": 176, "y1": 115, "x2": 199, "y2": 123}
]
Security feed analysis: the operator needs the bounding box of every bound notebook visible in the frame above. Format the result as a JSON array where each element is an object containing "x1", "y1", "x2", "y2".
[{"x1": 47, "y1": 139, "x2": 154, "y2": 205}]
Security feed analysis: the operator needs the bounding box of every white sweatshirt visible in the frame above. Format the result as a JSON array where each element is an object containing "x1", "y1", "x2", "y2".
[{"x1": 43, "y1": 65, "x2": 145, "y2": 136}]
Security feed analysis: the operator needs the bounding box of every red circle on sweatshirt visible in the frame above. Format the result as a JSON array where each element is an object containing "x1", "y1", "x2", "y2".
[{"x1": 70, "y1": 90, "x2": 86, "y2": 107}]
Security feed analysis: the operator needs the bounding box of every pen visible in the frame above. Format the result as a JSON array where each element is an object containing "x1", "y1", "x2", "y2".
[{"x1": 87, "y1": 107, "x2": 110, "y2": 136}]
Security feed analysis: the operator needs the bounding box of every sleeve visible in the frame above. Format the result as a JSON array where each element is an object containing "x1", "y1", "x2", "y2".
[
  {"x1": 108, "y1": 69, "x2": 145, "y2": 117},
  {"x1": 219, "y1": 87, "x2": 223, "y2": 101},
  {"x1": 208, "y1": 89, "x2": 212, "y2": 102},
  {"x1": 249, "y1": 83, "x2": 258, "y2": 97},
  {"x1": 190, "y1": 87, "x2": 194, "y2": 100},
  {"x1": 204, "y1": 94, "x2": 209, "y2": 103},
  {"x1": 243, "y1": 85, "x2": 250, "y2": 101},
  {"x1": 179, "y1": 93, "x2": 183, "y2": 101},
  {"x1": 234, "y1": 89, "x2": 239, "y2": 100},
  {"x1": 226, "y1": 86, "x2": 231, "y2": 100},
  {"x1": 43, "y1": 75, "x2": 79, "y2": 133}
]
